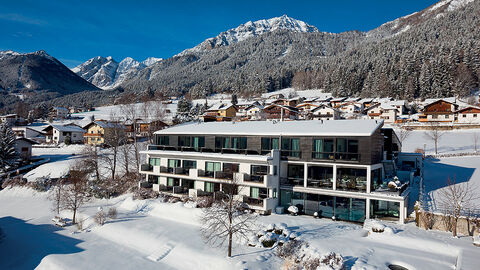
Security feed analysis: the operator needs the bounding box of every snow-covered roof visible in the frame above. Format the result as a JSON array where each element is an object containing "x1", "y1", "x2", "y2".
[
  {"x1": 45, "y1": 125, "x2": 85, "y2": 133},
  {"x1": 83, "y1": 121, "x2": 124, "y2": 129},
  {"x1": 155, "y1": 119, "x2": 383, "y2": 137},
  {"x1": 206, "y1": 102, "x2": 235, "y2": 111}
]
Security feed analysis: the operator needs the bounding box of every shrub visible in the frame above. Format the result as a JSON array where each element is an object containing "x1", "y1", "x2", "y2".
[
  {"x1": 133, "y1": 188, "x2": 159, "y2": 200},
  {"x1": 94, "y1": 210, "x2": 107, "y2": 226},
  {"x1": 1, "y1": 176, "x2": 27, "y2": 189},
  {"x1": 319, "y1": 252, "x2": 344, "y2": 269},
  {"x1": 196, "y1": 196, "x2": 215, "y2": 208},
  {"x1": 108, "y1": 207, "x2": 117, "y2": 219},
  {"x1": 276, "y1": 239, "x2": 303, "y2": 259},
  {"x1": 261, "y1": 239, "x2": 276, "y2": 248}
]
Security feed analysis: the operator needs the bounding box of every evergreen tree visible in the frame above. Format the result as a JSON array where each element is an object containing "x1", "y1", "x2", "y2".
[
  {"x1": 231, "y1": 94, "x2": 238, "y2": 105},
  {"x1": 0, "y1": 122, "x2": 18, "y2": 172},
  {"x1": 177, "y1": 98, "x2": 192, "y2": 115}
]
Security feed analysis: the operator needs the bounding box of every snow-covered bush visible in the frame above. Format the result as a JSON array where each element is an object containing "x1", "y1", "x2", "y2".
[
  {"x1": 364, "y1": 219, "x2": 386, "y2": 233},
  {"x1": 196, "y1": 196, "x2": 214, "y2": 208},
  {"x1": 276, "y1": 239, "x2": 304, "y2": 259},
  {"x1": 76, "y1": 219, "x2": 84, "y2": 231},
  {"x1": 1, "y1": 176, "x2": 27, "y2": 189},
  {"x1": 107, "y1": 207, "x2": 117, "y2": 219},
  {"x1": 94, "y1": 210, "x2": 107, "y2": 226},
  {"x1": 259, "y1": 232, "x2": 277, "y2": 247},
  {"x1": 288, "y1": 205, "x2": 299, "y2": 215},
  {"x1": 318, "y1": 252, "x2": 344, "y2": 270},
  {"x1": 266, "y1": 223, "x2": 275, "y2": 232},
  {"x1": 132, "y1": 187, "x2": 159, "y2": 200}
]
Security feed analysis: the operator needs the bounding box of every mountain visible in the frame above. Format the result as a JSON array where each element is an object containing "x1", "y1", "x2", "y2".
[
  {"x1": 178, "y1": 15, "x2": 319, "y2": 56},
  {"x1": 72, "y1": 56, "x2": 162, "y2": 89},
  {"x1": 0, "y1": 50, "x2": 99, "y2": 94},
  {"x1": 119, "y1": 0, "x2": 479, "y2": 100},
  {"x1": 367, "y1": 0, "x2": 476, "y2": 39}
]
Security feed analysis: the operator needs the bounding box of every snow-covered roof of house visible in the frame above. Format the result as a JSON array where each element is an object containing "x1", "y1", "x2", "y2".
[
  {"x1": 330, "y1": 97, "x2": 347, "y2": 102},
  {"x1": 83, "y1": 121, "x2": 123, "y2": 129},
  {"x1": 245, "y1": 103, "x2": 264, "y2": 110},
  {"x1": 423, "y1": 97, "x2": 457, "y2": 106},
  {"x1": 206, "y1": 102, "x2": 236, "y2": 111},
  {"x1": 155, "y1": 119, "x2": 384, "y2": 137},
  {"x1": 44, "y1": 124, "x2": 85, "y2": 133}
]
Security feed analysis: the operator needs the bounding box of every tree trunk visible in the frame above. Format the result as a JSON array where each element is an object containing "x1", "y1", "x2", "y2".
[
  {"x1": 72, "y1": 208, "x2": 77, "y2": 224},
  {"x1": 453, "y1": 217, "x2": 458, "y2": 237},
  {"x1": 435, "y1": 140, "x2": 438, "y2": 155},
  {"x1": 228, "y1": 232, "x2": 232, "y2": 257}
]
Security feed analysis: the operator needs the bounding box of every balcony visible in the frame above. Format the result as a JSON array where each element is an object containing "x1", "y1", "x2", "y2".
[
  {"x1": 312, "y1": 152, "x2": 360, "y2": 162},
  {"x1": 306, "y1": 178, "x2": 333, "y2": 189},
  {"x1": 140, "y1": 164, "x2": 153, "y2": 172},
  {"x1": 281, "y1": 150, "x2": 302, "y2": 159},
  {"x1": 280, "y1": 177, "x2": 304, "y2": 187}
]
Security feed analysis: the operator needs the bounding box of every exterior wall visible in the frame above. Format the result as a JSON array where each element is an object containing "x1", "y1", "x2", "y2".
[
  {"x1": 457, "y1": 108, "x2": 480, "y2": 123},
  {"x1": 14, "y1": 140, "x2": 32, "y2": 160},
  {"x1": 84, "y1": 124, "x2": 105, "y2": 145}
]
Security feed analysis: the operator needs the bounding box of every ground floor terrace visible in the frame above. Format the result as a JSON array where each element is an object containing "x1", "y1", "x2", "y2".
[{"x1": 279, "y1": 189, "x2": 407, "y2": 223}]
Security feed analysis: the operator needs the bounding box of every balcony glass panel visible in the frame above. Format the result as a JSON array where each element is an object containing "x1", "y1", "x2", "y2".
[
  {"x1": 182, "y1": 160, "x2": 197, "y2": 170},
  {"x1": 307, "y1": 166, "x2": 333, "y2": 189},
  {"x1": 370, "y1": 200, "x2": 399, "y2": 220},
  {"x1": 336, "y1": 167, "x2": 367, "y2": 192}
]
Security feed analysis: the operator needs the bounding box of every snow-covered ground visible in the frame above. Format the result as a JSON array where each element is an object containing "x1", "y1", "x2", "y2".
[{"x1": 1, "y1": 188, "x2": 478, "y2": 270}]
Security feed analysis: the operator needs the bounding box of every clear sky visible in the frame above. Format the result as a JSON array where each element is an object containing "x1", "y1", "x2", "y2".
[{"x1": 0, "y1": 0, "x2": 439, "y2": 68}]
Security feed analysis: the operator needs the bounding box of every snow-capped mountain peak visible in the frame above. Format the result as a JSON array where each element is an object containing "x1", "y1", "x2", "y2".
[
  {"x1": 178, "y1": 15, "x2": 318, "y2": 55},
  {"x1": 72, "y1": 55, "x2": 162, "y2": 89}
]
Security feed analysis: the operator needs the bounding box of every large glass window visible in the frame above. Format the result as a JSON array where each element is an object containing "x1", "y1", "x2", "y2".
[
  {"x1": 250, "y1": 165, "x2": 269, "y2": 183},
  {"x1": 370, "y1": 200, "x2": 400, "y2": 220},
  {"x1": 281, "y1": 137, "x2": 301, "y2": 158},
  {"x1": 312, "y1": 138, "x2": 358, "y2": 161},
  {"x1": 223, "y1": 163, "x2": 239, "y2": 173},
  {"x1": 167, "y1": 177, "x2": 180, "y2": 187},
  {"x1": 261, "y1": 137, "x2": 280, "y2": 154},
  {"x1": 215, "y1": 136, "x2": 247, "y2": 151},
  {"x1": 182, "y1": 160, "x2": 197, "y2": 170},
  {"x1": 336, "y1": 167, "x2": 367, "y2": 192},
  {"x1": 149, "y1": 157, "x2": 161, "y2": 166},
  {"x1": 156, "y1": 135, "x2": 169, "y2": 146},
  {"x1": 205, "y1": 161, "x2": 221, "y2": 177},
  {"x1": 168, "y1": 159, "x2": 181, "y2": 168},
  {"x1": 312, "y1": 139, "x2": 335, "y2": 160},
  {"x1": 205, "y1": 182, "x2": 220, "y2": 193},
  {"x1": 307, "y1": 166, "x2": 333, "y2": 189},
  {"x1": 370, "y1": 168, "x2": 383, "y2": 191},
  {"x1": 287, "y1": 164, "x2": 304, "y2": 187},
  {"x1": 179, "y1": 136, "x2": 205, "y2": 150}
]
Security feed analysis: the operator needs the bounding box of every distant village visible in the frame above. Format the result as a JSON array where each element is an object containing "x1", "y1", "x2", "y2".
[{"x1": 1, "y1": 89, "x2": 480, "y2": 168}]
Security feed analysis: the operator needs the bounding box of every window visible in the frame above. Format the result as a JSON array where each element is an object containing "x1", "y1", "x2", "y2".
[
  {"x1": 474, "y1": 114, "x2": 478, "y2": 118},
  {"x1": 168, "y1": 159, "x2": 181, "y2": 168},
  {"x1": 250, "y1": 187, "x2": 268, "y2": 199},
  {"x1": 149, "y1": 158, "x2": 161, "y2": 166},
  {"x1": 281, "y1": 137, "x2": 300, "y2": 158},
  {"x1": 205, "y1": 161, "x2": 221, "y2": 177},
  {"x1": 223, "y1": 163, "x2": 239, "y2": 173},
  {"x1": 205, "y1": 182, "x2": 219, "y2": 193},
  {"x1": 261, "y1": 137, "x2": 279, "y2": 153},
  {"x1": 445, "y1": 115, "x2": 449, "y2": 119},
  {"x1": 167, "y1": 177, "x2": 180, "y2": 187},
  {"x1": 273, "y1": 188, "x2": 277, "y2": 198},
  {"x1": 251, "y1": 165, "x2": 268, "y2": 175},
  {"x1": 156, "y1": 135, "x2": 169, "y2": 145},
  {"x1": 179, "y1": 136, "x2": 205, "y2": 149},
  {"x1": 182, "y1": 160, "x2": 197, "y2": 170},
  {"x1": 215, "y1": 137, "x2": 247, "y2": 150}
]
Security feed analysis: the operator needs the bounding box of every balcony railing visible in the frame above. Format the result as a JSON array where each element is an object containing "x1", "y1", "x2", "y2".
[
  {"x1": 243, "y1": 196, "x2": 265, "y2": 207},
  {"x1": 244, "y1": 174, "x2": 266, "y2": 184},
  {"x1": 280, "y1": 150, "x2": 302, "y2": 159},
  {"x1": 280, "y1": 177, "x2": 304, "y2": 187},
  {"x1": 147, "y1": 144, "x2": 263, "y2": 155},
  {"x1": 312, "y1": 152, "x2": 360, "y2": 162},
  {"x1": 140, "y1": 164, "x2": 153, "y2": 172},
  {"x1": 306, "y1": 178, "x2": 333, "y2": 189}
]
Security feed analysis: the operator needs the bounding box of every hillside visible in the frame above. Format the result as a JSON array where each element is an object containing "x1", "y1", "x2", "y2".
[{"x1": 119, "y1": 0, "x2": 479, "y2": 100}]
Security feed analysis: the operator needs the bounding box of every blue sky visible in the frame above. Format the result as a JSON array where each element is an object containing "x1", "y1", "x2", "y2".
[{"x1": 0, "y1": 0, "x2": 438, "y2": 68}]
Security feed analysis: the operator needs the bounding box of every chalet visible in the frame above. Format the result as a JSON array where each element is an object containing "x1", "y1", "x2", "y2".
[
  {"x1": 263, "y1": 104, "x2": 299, "y2": 120},
  {"x1": 42, "y1": 124, "x2": 84, "y2": 144},
  {"x1": 83, "y1": 121, "x2": 125, "y2": 146},
  {"x1": 14, "y1": 137, "x2": 37, "y2": 160},
  {"x1": 310, "y1": 104, "x2": 341, "y2": 120},
  {"x1": 204, "y1": 103, "x2": 238, "y2": 121},
  {"x1": 329, "y1": 97, "x2": 347, "y2": 107},
  {"x1": 49, "y1": 107, "x2": 69, "y2": 119},
  {"x1": 337, "y1": 102, "x2": 363, "y2": 114},
  {"x1": 456, "y1": 107, "x2": 480, "y2": 124},
  {"x1": 245, "y1": 103, "x2": 265, "y2": 120},
  {"x1": 0, "y1": 114, "x2": 26, "y2": 126},
  {"x1": 366, "y1": 103, "x2": 397, "y2": 124},
  {"x1": 11, "y1": 126, "x2": 45, "y2": 142},
  {"x1": 419, "y1": 99, "x2": 458, "y2": 122},
  {"x1": 125, "y1": 119, "x2": 169, "y2": 138}
]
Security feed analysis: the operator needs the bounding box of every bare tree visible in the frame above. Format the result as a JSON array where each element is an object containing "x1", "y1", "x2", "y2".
[
  {"x1": 437, "y1": 176, "x2": 479, "y2": 237},
  {"x1": 61, "y1": 165, "x2": 90, "y2": 224},
  {"x1": 397, "y1": 126, "x2": 413, "y2": 144},
  {"x1": 200, "y1": 177, "x2": 257, "y2": 257},
  {"x1": 424, "y1": 122, "x2": 444, "y2": 155},
  {"x1": 49, "y1": 179, "x2": 64, "y2": 215},
  {"x1": 103, "y1": 122, "x2": 126, "y2": 181},
  {"x1": 121, "y1": 103, "x2": 141, "y2": 172},
  {"x1": 473, "y1": 132, "x2": 479, "y2": 153},
  {"x1": 120, "y1": 142, "x2": 132, "y2": 175},
  {"x1": 82, "y1": 145, "x2": 101, "y2": 182}
]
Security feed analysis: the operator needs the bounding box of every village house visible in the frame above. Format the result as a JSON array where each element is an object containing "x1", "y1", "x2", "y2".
[
  {"x1": 456, "y1": 106, "x2": 480, "y2": 124},
  {"x1": 42, "y1": 124, "x2": 85, "y2": 144},
  {"x1": 124, "y1": 119, "x2": 169, "y2": 139},
  {"x1": 203, "y1": 103, "x2": 238, "y2": 121},
  {"x1": 244, "y1": 103, "x2": 265, "y2": 120},
  {"x1": 329, "y1": 97, "x2": 347, "y2": 108},
  {"x1": 11, "y1": 126, "x2": 45, "y2": 142},
  {"x1": 83, "y1": 120, "x2": 125, "y2": 146},
  {"x1": 49, "y1": 107, "x2": 70, "y2": 119},
  {"x1": 263, "y1": 104, "x2": 299, "y2": 120},
  {"x1": 0, "y1": 114, "x2": 26, "y2": 126},
  {"x1": 366, "y1": 103, "x2": 398, "y2": 124},
  {"x1": 14, "y1": 137, "x2": 37, "y2": 160},
  {"x1": 419, "y1": 99, "x2": 458, "y2": 122},
  {"x1": 337, "y1": 102, "x2": 363, "y2": 114},
  {"x1": 310, "y1": 104, "x2": 341, "y2": 120}
]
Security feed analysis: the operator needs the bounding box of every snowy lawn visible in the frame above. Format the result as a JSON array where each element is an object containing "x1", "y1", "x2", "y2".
[{"x1": 1, "y1": 187, "x2": 479, "y2": 270}]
